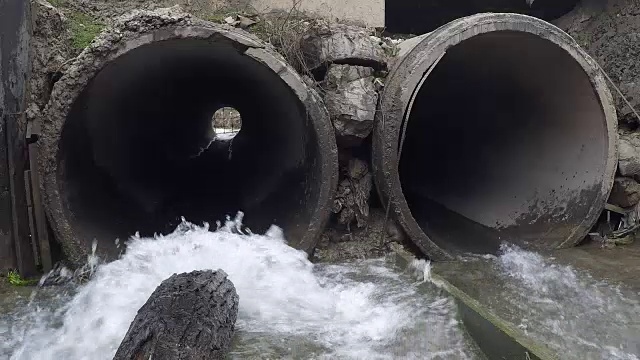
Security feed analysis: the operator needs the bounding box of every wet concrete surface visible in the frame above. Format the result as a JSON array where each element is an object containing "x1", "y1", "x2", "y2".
[
  {"x1": 544, "y1": 240, "x2": 640, "y2": 292},
  {"x1": 431, "y1": 241, "x2": 640, "y2": 359}
]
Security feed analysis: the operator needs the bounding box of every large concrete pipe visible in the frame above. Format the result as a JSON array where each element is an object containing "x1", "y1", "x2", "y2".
[
  {"x1": 39, "y1": 10, "x2": 338, "y2": 266},
  {"x1": 373, "y1": 13, "x2": 617, "y2": 260}
]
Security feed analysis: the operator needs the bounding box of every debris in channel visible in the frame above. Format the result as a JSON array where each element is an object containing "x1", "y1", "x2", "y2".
[{"x1": 332, "y1": 158, "x2": 372, "y2": 229}]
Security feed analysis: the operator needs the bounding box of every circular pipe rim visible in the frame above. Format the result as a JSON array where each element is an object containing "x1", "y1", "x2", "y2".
[
  {"x1": 40, "y1": 23, "x2": 339, "y2": 267},
  {"x1": 373, "y1": 13, "x2": 618, "y2": 260}
]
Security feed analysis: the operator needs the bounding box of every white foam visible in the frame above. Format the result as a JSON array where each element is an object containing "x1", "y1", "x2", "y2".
[
  {"x1": 497, "y1": 244, "x2": 640, "y2": 359},
  {"x1": 4, "y1": 215, "x2": 474, "y2": 360}
]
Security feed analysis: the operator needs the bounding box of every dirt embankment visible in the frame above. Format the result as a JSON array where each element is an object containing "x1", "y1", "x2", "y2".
[{"x1": 556, "y1": 0, "x2": 640, "y2": 221}]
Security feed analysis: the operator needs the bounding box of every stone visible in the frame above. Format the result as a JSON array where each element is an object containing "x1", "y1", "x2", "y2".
[
  {"x1": 332, "y1": 158, "x2": 372, "y2": 229},
  {"x1": 324, "y1": 65, "x2": 378, "y2": 146},
  {"x1": 325, "y1": 64, "x2": 375, "y2": 87},
  {"x1": 113, "y1": 270, "x2": 238, "y2": 360},
  {"x1": 618, "y1": 132, "x2": 640, "y2": 180},
  {"x1": 300, "y1": 22, "x2": 386, "y2": 71},
  {"x1": 608, "y1": 177, "x2": 640, "y2": 208}
]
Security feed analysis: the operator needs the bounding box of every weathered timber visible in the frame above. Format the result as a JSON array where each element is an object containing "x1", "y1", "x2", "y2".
[
  {"x1": 0, "y1": 0, "x2": 36, "y2": 275},
  {"x1": 113, "y1": 270, "x2": 239, "y2": 360}
]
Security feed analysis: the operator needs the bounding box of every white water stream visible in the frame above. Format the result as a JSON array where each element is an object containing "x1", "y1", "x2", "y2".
[
  {"x1": 2, "y1": 213, "x2": 640, "y2": 359},
  {"x1": 496, "y1": 245, "x2": 640, "y2": 359},
  {"x1": 0, "y1": 214, "x2": 477, "y2": 360}
]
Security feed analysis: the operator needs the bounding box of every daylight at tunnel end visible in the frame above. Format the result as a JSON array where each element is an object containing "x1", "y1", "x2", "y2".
[
  {"x1": 373, "y1": 13, "x2": 618, "y2": 261},
  {"x1": 39, "y1": 15, "x2": 338, "y2": 267}
]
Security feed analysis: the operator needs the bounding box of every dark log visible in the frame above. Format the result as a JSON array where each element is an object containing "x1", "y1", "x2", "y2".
[{"x1": 113, "y1": 270, "x2": 239, "y2": 360}]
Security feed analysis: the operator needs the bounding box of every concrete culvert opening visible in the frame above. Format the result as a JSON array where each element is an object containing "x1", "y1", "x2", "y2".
[
  {"x1": 374, "y1": 14, "x2": 617, "y2": 260},
  {"x1": 43, "y1": 25, "x2": 338, "y2": 266}
]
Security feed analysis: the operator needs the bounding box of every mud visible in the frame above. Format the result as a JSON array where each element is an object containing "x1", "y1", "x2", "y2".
[
  {"x1": 314, "y1": 207, "x2": 405, "y2": 262},
  {"x1": 555, "y1": 0, "x2": 640, "y2": 127}
]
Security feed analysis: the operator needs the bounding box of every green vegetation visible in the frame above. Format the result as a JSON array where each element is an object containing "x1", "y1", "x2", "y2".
[
  {"x1": 7, "y1": 270, "x2": 38, "y2": 286},
  {"x1": 68, "y1": 11, "x2": 104, "y2": 50}
]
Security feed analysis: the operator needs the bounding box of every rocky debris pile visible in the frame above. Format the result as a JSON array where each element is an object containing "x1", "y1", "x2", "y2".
[
  {"x1": 114, "y1": 270, "x2": 238, "y2": 360},
  {"x1": 314, "y1": 207, "x2": 404, "y2": 262},
  {"x1": 294, "y1": 22, "x2": 393, "y2": 236},
  {"x1": 323, "y1": 65, "x2": 381, "y2": 147},
  {"x1": 594, "y1": 130, "x2": 640, "y2": 247},
  {"x1": 332, "y1": 158, "x2": 373, "y2": 228},
  {"x1": 300, "y1": 22, "x2": 387, "y2": 71},
  {"x1": 557, "y1": 2, "x2": 640, "y2": 231},
  {"x1": 297, "y1": 21, "x2": 389, "y2": 148},
  {"x1": 222, "y1": 13, "x2": 259, "y2": 29}
]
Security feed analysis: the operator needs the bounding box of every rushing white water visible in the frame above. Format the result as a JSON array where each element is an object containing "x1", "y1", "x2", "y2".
[
  {"x1": 497, "y1": 244, "x2": 640, "y2": 359},
  {"x1": 1, "y1": 214, "x2": 477, "y2": 360}
]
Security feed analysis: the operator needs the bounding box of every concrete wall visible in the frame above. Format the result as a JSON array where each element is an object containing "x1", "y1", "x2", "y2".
[
  {"x1": 249, "y1": 0, "x2": 384, "y2": 27},
  {"x1": 0, "y1": 0, "x2": 35, "y2": 275}
]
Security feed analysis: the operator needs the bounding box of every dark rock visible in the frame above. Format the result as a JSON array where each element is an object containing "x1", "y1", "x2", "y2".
[
  {"x1": 113, "y1": 270, "x2": 238, "y2": 360},
  {"x1": 332, "y1": 158, "x2": 372, "y2": 228},
  {"x1": 609, "y1": 177, "x2": 640, "y2": 208}
]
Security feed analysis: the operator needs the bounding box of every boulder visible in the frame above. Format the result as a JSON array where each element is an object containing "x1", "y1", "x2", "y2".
[
  {"x1": 618, "y1": 132, "x2": 640, "y2": 180},
  {"x1": 609, "y1": 177, "x2": 640, "y2": 208},
  {"x1": 324, "y1": 65, "x2": 379, "y2": 146},
  {"x1": 300, "y1": 22, "x2": 386, "y2": 71},
  {"x1": 113, "y1": 270, "x2": 238, "y2": 360}
]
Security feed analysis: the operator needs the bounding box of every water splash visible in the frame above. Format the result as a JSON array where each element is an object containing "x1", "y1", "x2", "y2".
[
  {"x1": 497, "y1": 244, "x2": 640, "y2": 359},
  {"x1": 2, "y1": 214, "x2": 476, "y2": 360}
]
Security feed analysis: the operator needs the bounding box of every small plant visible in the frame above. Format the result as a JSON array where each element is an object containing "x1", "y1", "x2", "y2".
[
  {"x1": 68, "y1": 11, "x2": 104, "y2": 50},
  {"x1": 7, "y1": 270, "x2": 38, "y2": 286}
]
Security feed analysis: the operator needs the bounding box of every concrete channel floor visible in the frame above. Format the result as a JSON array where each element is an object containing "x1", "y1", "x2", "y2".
[
  {"x1": 429, "y1": 239, "x2": 640, "y2": 359},
  {"x1": 547, "y1": 240, "x2": 640, "y2": 292}
]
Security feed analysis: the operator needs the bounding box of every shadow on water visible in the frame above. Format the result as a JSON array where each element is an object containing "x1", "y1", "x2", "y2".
[{"x1": 405, "y1": 195, "x2": 503, "y2": 255}]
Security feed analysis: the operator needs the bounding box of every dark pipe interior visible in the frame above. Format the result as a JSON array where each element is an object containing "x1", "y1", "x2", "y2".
[
  {"x1": 59, "y1": 39, "x2": 320, "y2": 258},
  {"x1": 400, "y1": 31, "x2": 607, "y2": 254},
  {"x1": 385, "y1": 0, "x2": 581, "y2": 34}
]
